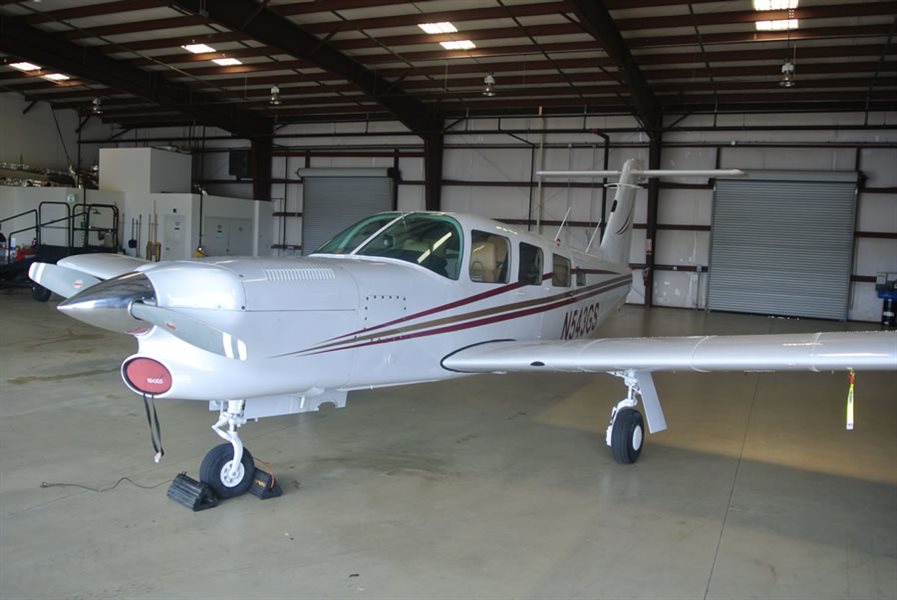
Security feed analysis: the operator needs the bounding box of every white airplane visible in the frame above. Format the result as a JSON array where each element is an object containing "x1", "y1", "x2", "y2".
[{"x1": 29, "y1": 159, "x2": 897, "y2": 500}]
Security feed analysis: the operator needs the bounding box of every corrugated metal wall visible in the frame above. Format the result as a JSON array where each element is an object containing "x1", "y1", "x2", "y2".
[{"x1": 708, "y1": 172, "x2": 858, "y2": 320}]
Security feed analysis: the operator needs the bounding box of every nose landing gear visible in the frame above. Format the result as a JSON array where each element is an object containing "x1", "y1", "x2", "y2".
[
  {"x1": 200, "y1": 400, "x2": 255, "y2": 498},
  {"x1": 168, "y1": 399, "x2": 281, "y2": 510}
]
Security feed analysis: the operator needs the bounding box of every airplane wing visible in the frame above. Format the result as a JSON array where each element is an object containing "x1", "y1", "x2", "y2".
[
  {"x1": 29, "y1": 254, "x2": 148, "y2": 299},
  {"x1": 442, "y1": 331, "x2": 897, "y2": 374},
  {"x1": 443, "y1": 331, "x2": 896, "y2": 441}
]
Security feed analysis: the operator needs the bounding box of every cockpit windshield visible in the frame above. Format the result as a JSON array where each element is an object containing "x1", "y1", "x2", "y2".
[
  {"x1": 356, "y1": 214, "x2": 463, "y2": 279},
  {"x1": 313, "y1": 213, "x2": 400, "y2": 255}
]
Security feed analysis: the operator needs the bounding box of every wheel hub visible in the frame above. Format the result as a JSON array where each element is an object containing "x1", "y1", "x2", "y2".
[
  {"x1": 219, "y1": 460, "x2": 245, "y2": 488},
  {"x1": 631, "y1": 424, "x2": 643, "y2": 451}
]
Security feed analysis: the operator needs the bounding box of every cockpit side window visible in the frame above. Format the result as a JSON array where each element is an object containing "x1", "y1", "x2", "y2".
[
  {"x1": 357, "y1": 214, "x2": 463, "y2": 279},
  {"x1": 469, "y1": 231, "x2": 510, "y2": 284},
  {"x1": 313, "y1": 213, "x2": 399, "y2": 255}
]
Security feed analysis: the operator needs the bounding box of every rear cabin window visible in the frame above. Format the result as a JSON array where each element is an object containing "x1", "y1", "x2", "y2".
[
  {"x1": 469, "y1": 230, "x2": 510, "y2": 284},
  {"x1": 518, "y1": 242, "x2": 543, "y2": 285},
  {"x1": 576, "y1": 268, "x2": 586, "y2": 287},
  {"x1": 552, "y1": 254, "x2": 572, "y2": 287}
]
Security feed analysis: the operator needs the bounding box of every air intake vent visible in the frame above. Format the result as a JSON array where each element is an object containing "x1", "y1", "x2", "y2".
[{"x1": 264, "y1": 268, "x2": 335, "y2": 282}]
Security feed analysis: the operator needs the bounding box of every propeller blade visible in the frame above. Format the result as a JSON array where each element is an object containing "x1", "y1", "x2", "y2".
[
  {"x1": 129, "y1": 303, "x2": 248, "y2": 361},
  {"x1": 29, "y1": 262, "x2": 100, "y2": 299}
]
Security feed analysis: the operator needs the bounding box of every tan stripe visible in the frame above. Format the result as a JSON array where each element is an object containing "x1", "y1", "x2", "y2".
[{"x1": 294, "y1": 275, "x2": 630, "y2": 355}]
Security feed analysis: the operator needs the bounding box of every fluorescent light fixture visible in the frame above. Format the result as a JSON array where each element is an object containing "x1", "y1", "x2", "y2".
[
  {"x1": 440, "y1": 40, "x2": 476, "y2": 50},
  {"x1": 42, "y1": 73, "x2": 70, "y2": 81},
  {"x1": 753, "y1": 0, "x2": 798, "y2": 10},
  {"x1": 181, "y1": 43, "x2": 216, "y2": 54},
  {"x1": 755, "y1": 19, "x2": 799, "y2": 31},
  {"x1": 418, "y1": 22, "x2": 457, "y2": 34},
  {"x1": 212, "y1": 57, "x2": 242, "y2": 66},
  {"x1": 9, "y1": 62, "x2": 41, "y2": 72}
]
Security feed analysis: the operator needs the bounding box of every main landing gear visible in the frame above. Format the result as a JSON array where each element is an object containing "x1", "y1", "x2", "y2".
[
  {"x1": 605, "y1": 370, "x2": 663, "y2": 465},
  {"x1": 201, "y1": 400, "x2": 255, "y2": 498}
]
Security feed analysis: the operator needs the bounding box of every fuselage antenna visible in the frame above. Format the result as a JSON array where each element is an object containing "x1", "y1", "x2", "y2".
[
  {"x1": 553, "y1": 206, "x2": 572, "y2": 246},
  {"x1": 585, "y1": 220, "x2": 603, "y2": 253}
]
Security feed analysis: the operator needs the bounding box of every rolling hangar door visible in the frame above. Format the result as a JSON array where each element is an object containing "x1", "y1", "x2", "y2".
[
  {"x1": 298, "y1": 168, "x2": 398, "y2": 255},
  {"x1": 708, "y1": 170, "x2": 859, "y2": 320}
]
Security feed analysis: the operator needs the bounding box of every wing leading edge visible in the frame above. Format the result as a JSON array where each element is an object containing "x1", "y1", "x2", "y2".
[{"x1": 442, "y1": 331, "x2": 897, "y2": 374}]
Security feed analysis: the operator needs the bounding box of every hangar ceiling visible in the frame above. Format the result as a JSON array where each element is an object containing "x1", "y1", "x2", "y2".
[{"x1": 0, "y1": 0, "x2": 895, "y2": 137}]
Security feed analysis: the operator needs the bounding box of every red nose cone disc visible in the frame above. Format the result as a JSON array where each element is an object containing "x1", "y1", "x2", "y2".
[{"x1": 123, "y1": 358, "x2": 172, "y2": 394}]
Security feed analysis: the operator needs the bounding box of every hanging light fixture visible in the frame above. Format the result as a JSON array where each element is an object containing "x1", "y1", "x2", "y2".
[
  {"x1": 91, "y1": 96, "x2": 103, "y2": 115},
  {"x1": 779, "y1": 60, "x2": 796, "y2": 87},
  {"x1": 482, "y1": 73, "x2": 496, "y2": 97},
  {"x1": 269, "y1": 84, "x2": 282, "y2": 105}
]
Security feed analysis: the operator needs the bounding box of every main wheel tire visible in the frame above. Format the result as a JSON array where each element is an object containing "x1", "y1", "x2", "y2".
[
  {"x1": 199, "y1": 443, "x2": 255, "y2": 499},
  {"x1": 611, "y1": 408, "x2": 644, "y2": 464},
  {"x1": 31, "y1": 283, "x2": 51, "y2": 302}
]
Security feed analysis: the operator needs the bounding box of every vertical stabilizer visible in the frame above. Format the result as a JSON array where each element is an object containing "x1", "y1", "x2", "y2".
[
  {"x1": 536, "y1": 161, "x2": 743, "y2": 265},
  {"x1": 598, "y1": 158, "x2": 642, "y2": 265}
]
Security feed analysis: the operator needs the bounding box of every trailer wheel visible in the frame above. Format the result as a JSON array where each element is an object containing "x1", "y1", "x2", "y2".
[{"x1": 31, "y1": 283, "x2": 51, "y2": 302}]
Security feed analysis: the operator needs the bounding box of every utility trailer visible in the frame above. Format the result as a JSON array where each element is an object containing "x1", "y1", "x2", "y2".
[{"x1": 0, "y1": 201, "x2": 119, "y2": 300}]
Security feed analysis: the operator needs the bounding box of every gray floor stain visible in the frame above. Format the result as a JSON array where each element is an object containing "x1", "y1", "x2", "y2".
[{"x1": 7, "y1": 368, "x2": 118, "y2": 385}]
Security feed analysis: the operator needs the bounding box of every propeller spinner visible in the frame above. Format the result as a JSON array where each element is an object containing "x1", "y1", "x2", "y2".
[{"x1": 59, "y1": 272, "x2": 248, "y2": 360}]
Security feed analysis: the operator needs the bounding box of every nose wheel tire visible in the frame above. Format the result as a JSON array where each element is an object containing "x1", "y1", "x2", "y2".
[
  {"x1": 199, "y1": 443, "x2": 255, "y2": 499},
  {"x1": 611, "y1": 408, "x2": 644, "y2": 464}
]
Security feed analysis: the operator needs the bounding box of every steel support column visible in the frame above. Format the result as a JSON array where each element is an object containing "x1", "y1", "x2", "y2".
[
  {"x1": 644, "y1": 137, "x2": 663, "y2": 306},
  {"x1": 250, "y1": 137, "x2": 273, "y2": 202},
  {"x1": 423, "y1": 133, "x2": 444, "y2": 211}
]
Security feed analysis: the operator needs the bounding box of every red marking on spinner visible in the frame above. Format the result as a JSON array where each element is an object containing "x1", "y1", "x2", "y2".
[{"x1": 123, "y1": 358, "x2": 172, "y2": 394}]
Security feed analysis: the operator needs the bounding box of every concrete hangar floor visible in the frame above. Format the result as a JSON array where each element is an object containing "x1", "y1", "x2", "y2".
[{"x1": 1, "y1": 290, "x2": 895, "y2": 600}]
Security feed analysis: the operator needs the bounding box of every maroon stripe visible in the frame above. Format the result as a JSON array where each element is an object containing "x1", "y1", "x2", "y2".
[
  {"x1": 327, "y1": 272, "x2": 554, "y2": 341},
  {"x1": 615, "y1": 204, "x2": 635, "y2": 235},
  {"x1": 306, "y1": 278, "x2": 628, "y2": 356}
]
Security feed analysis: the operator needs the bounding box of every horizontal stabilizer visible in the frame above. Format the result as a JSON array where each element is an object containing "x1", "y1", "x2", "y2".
[
  {"x1": 443, "y1": 331, "x2": 897, "y2": 374},
  {"x1": 537, "y1": 169, "x2": 745, "y2": 178},
  {"x1": 129, "y1": 302, "x2": 248, "y2": 361},
  {"x1": 29, "y1": 262, "x2": 100, "y2": 299}
]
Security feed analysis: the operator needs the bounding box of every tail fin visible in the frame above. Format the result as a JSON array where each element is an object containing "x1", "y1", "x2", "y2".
[
  {"x1": 598, "y1": 158, "x2": 641, "y2": 265},
  {"x1": 537, "y1": 160, "x2": 744, "y2": 265}
]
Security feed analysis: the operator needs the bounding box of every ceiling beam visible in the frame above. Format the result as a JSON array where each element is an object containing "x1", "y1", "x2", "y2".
[
  {"x1": 565, "y1": 0, "x2": 659, "y2": 135},
  {"x1": 24, "y1": 0, "x2": 169, "y2": 24},
  {"x1": 613, "y1": 2, "x2": 897, "y2": 30},
  {"x1": 0, "y1": 15, "x2": 272, "y2": 138},
  {"x1": 299, "y1": 2, "x2": 569, "y2": 35},
  {"x1": 170, "y1": 0, "x2": 442, "y2": 136}
]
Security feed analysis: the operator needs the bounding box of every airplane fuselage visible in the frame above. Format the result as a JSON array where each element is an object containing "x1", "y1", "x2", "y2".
[{"x1": 123, "y1": 213, "x2": 632, "y2": 404}]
